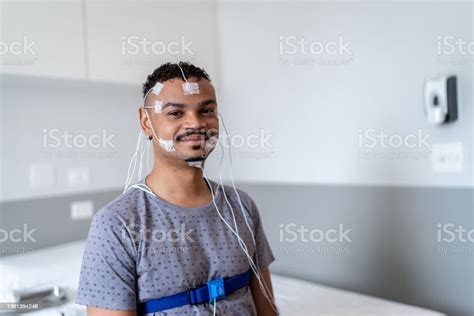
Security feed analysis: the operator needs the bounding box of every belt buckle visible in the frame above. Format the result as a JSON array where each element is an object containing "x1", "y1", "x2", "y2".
[
  {"x1": 187, "y1": 286, "x2": 197, "y2": 305},
  {"x1": 207, "y1": 278, "x2": 226, "y2": 303}
]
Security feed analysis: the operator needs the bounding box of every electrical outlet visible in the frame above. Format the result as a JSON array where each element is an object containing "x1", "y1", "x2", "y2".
[
  {"x1": 431, "y1": 142, "x2": 464, "y2": 172},
  {"x1": 70, "y1": 200, "x2": 94, "y2": 221}
]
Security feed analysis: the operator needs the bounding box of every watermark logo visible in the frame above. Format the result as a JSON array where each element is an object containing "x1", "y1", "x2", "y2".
[
  {"x1": 279, "y1": 35, "x2": 353, "y2": 67},
  {"x1": 0, "y1": 36, "x2": 36, "y2": 55},
  {"x1": 0, "y1": 35, "x2": 38, "y2": 66},
  {"x1": 437, "y1": 36, "x2": 474, "y2": 56},
  {"x1": 124, "y1": 223, "x2": 195, "y2": 254},
  {"x1": 0, "y1": 224, "x2": 37, "y2": 243},
  {"x1": 121, "y1": 35, "x2": 194, "y2": 56},
  {"x1": 436, "y1": 35, "x2": 474, "y2": 65},
  {"x1": 121, "y1": 35, "x2": 194, "y2": 66},
  {"x1": 42, "y1": 128, "x2": 115, "y2": 149},
  {"x1": 436, "y1": 223, "x2": 474, "y2": 254},
  {"x1": 280, "y1": 35, "x2": 352, "y2": 56},
  {"x1": 40, "y1": 128, "x2": 117, "y2": 160},
  {"x1": 279, "y1": 223, "x2": 352, "y2": 255},
  {"x1": 219, "y1": 128, "x2": 273, "y2": 148},
  {"x1": 205, "y1": 128, "x2": 276, "y2": 160},
  {"x1": 358, "y1": 128, "x2": 431, "y2": 161},
  {"x1": 125, "y1": 223, "x2": 195, "y2": 243},
  {"x1": 280, "y1": 223, "x2": 352, "y2": 243}
]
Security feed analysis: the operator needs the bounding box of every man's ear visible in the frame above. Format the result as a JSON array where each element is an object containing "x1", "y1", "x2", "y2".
[{"x1": 138, "y1": 107, "x2": 152, "y2": 139}]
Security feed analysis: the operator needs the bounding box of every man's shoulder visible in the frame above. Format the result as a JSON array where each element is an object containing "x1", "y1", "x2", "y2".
[
  {"x1": 217, "y1": 183, "x2": 256, "y2": 211},
  {"x1": 92, "y1": 186, "x2": 145, "y2": 226}
]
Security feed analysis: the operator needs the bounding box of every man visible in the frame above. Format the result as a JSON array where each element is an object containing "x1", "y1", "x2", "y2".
[{"x1": 76, "y1": 62, "x2": 277, "y2": 315}]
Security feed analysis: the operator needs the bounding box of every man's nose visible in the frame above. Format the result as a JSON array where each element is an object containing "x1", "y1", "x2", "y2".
[{"x1": 183, "y1": 111, "x2": 207, "y2": 129}]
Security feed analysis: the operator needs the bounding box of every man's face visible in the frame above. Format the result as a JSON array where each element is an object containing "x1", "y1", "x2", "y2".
[{"x1": 140, "y1": 77, "x2": 219, "y2": 163}]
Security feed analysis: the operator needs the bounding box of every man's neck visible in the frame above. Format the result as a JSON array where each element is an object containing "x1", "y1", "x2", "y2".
[{"x1": 145, "y1": 160, "x2": 212, "y2": 208}]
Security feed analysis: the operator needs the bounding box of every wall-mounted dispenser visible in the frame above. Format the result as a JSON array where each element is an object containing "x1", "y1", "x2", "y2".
[{"x1": 423, "y1": 75, "x2": 458, "y2": 124}]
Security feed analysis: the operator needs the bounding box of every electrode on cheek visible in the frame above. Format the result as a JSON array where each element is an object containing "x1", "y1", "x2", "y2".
[
  {"x1": 143, "y1": 110, "x2": 175, "y2": 152},
  {"x1": 158, "y1": 138, "x2": 176, "y2": 152}
]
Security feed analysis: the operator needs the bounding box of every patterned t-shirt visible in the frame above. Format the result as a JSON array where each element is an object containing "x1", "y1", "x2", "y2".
[{"x1": 76, "y1": 179, "x2": 275, "y2": 315}]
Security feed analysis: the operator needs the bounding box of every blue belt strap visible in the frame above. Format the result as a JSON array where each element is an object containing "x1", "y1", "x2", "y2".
[{"x1": 138, "y1": 270, "x2": 251, "y2": 315}]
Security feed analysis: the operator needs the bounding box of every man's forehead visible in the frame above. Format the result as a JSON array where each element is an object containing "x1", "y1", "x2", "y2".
[
  {"x1": 157, "y1": 78, "x2": 215, "y2": 101},
  {"x1": 145, "y1": 78, "x2": 216, "y2": 107},
  {"x1": 161, "y1": 78, "x2": 214, "y2": 92}
]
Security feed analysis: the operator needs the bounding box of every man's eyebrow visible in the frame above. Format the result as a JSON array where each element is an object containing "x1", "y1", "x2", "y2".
[
  {"x1": 161, "y1": 99, "x2": 217, "y2": 110},
  {"x1": 161, "y1": 102, "x2": 186, "y2": 110},
  {"x1": 197, "y1": 99, "x2": 217, "y2": 107}
]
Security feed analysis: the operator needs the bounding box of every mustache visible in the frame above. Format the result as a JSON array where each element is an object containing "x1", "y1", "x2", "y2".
[{"x1": 175, "y1": 129, "x2": 218, "y2": 141}]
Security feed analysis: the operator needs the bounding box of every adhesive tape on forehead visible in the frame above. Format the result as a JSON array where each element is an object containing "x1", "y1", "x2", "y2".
[
  {"x1": 158, "y1": 138, "x2": 175, "y2": 152},
  {"x1": 182, "y1": 82, "x2": 200, "y2": 95},
  {"x1": 152, "y1": 82, "x2": 164, "y2": 95}
]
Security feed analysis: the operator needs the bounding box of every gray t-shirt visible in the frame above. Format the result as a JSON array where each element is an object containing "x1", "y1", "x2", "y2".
[{"x1": 76, "y1": 180, "x2": 275, "y2": 315}]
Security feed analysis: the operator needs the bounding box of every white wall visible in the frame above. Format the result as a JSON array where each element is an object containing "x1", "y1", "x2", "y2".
[
  {"x1": 1, "y1": 1, "x2": 472, "y2": 202},
  {"x1": 0, "y1": 0, "x2": 220, "y2": 202},
  {"x1": 0, "y1": 76, "x2": 141, "y2": 201},
  {"x1": 209, "y1": 1, "x2": 473, "y2": 188}
]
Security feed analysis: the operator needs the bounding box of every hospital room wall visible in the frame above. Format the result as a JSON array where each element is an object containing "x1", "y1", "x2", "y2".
[
  {"x1": 208, "y1": 1, "x2": 473, "y2": 188},
  {"x1": 0, "y1": 0, "x2": 220, "y2": 202},
  {"x1": 210, "y1": 2, "x2": 474, "y2": 315},
  {"x1": 0, "y1": 76, "x2": 142, "y2": 202},
  {"x1": 0, "y1": 2, "x2": 472, "y2": 315}
]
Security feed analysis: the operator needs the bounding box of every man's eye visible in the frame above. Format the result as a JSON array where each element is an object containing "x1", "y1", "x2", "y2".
[
  {"x1": 202, "y1": 108, "x2": 216, "y2": 114},
  {"x1": 168, "y1": 111, "x2": 182, "y2": 117}
]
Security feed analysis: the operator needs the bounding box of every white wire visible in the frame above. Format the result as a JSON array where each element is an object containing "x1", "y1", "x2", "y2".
[
  {"x1": 146, "y1": 137, "x2": 151, "y2": 173},
  {"x1": 137, "y1": 130, "x2": 147, "y2": 182},
  {"x1": 176, "y1": 62, "x2": 189, "y2": 84},
  {"x1": 124, "y1": 130, "x2": 144, "y2": 192},
  {"x1": 129, "y1": 183, "x2": 157, "y2": 197},
  {"x1": 216, "y1": 114, "x2": 278, "y2": 311},
  {"x1": 200, "y1": 166, "x2": 278, "y2": 313},
  {"x1": 215, "y1": 143, "x2": 278, "y2": 312}
]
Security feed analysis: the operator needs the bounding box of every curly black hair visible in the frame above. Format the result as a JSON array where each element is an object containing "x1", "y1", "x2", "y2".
[{"x1": 142, "y1": 61, "x2": 211, "y2": 98}]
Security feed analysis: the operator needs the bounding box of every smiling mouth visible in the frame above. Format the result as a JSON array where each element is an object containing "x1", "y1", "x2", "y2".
[
  {"x1": 181, "y1": 135, "x2": 206, "y2": 141},
  {"x1": 180, "y1": 135, "x2": 207, "y2": 145}
]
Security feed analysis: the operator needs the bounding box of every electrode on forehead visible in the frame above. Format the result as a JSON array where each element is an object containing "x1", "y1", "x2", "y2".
[
  {"x1": 143, "y1": 82, "x2": 164, "y2": 102},
  {"x1": 177, "y1": 63, "x2": 200, "y2": 95},
  {"x1": 182, "y1": 82, "x2": 200, "y2": 95},
  {"x1": 151, "y1": 82, "x2": 164, "y2": 95}
]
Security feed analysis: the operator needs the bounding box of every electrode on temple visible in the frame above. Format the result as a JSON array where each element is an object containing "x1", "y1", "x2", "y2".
[{"x1": 154, "y1": 100, "x2": 163, "y2": 113}]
